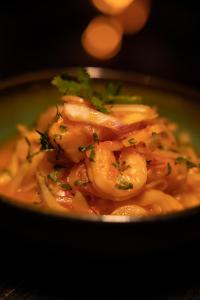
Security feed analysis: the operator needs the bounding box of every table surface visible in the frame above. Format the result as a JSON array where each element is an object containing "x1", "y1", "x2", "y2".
[{"x1": 0, "y1": 245, "x2": 200, "y2": 300}]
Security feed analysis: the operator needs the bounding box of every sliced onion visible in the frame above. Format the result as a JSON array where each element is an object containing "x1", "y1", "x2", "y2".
[{"x1": 63, "y1": 103, "x2": 123, "y2": 130}]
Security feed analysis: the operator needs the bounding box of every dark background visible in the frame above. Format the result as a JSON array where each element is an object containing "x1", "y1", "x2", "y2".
[{"x1": 0, "y1": 0, "x2": 199, "y2": 88}]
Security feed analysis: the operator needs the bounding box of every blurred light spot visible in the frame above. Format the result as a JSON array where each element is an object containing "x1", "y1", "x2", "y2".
[
  {"x1": 114, "y1": 0, "x2": 151, "y2": 35},
  {"x1": 91, "y1": 0, "x2": 134, "y2": 15},
  {"x1": 82, "y1": 16, "x2": 123, "y2": 60}
]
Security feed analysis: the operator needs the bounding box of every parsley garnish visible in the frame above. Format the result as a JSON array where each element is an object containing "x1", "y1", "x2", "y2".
[
  {"x1": 128, "y1": 138, "x2": 136, "y2": 145},
  {"x1": 90, "y1": 96, "x2": 108, "y2": 114},
  {"x1": 54, "y1": 105, "x2": 63, "y2": 122},
  {"x1": 105, "y1": 81, "x2": 122, "y2": 96},
  {"x1": 74, "y1": 179, "x2": 89, "y2": 186},
  {"x1": 92, "y1": 132, "x2": 99, "y2": 144},
  {"x1": 36, "y1": 130, "x2": 53, "y2": 151},
  {"x1": 78, "y1": 144, "x2": 94, "y2": 152},
  {"x1": 60, "y1": 183, "x2": 72, "y2": 190},
  {"x1": 167, "y1": 163, "x2": 172, "y2": 176},
  {"x1": 175, "y1": 156, "x2": 199, "y2": 169},
  {"x1": 48, "y1": 171, "x2": 58, "y2": 183},
  {"x1": 47, "y1": 171, "x2": 72, "y2": 190},
  {"x1": 116, "y1": 180, "x2": 133, "y2": 190},
  {"x1": 59, "y1": 124, "x2": 67, "y2": 133},
  {"x1": 112, "y1": 161, "x2": 130, "y2": 172},
  {"x1": 52, "y1": 68, "x2": 142, "y2": 113},
  {"x1": 112, "y1": 162, "x2": 120, "y2": 169},
  {"x1": 25, "y1": 137, "x2": 41, "y2": 163},
  {"x1": 78, "y1": 144, "x2": 96, "y2": 161},
  {"x1": 89, "y1": 148, "x2": 96, "y2": 161}
]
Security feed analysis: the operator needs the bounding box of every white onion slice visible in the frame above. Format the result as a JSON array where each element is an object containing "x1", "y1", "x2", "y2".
[{"x1": 63, "y1": 103, "x2": 123, "y2": 129}]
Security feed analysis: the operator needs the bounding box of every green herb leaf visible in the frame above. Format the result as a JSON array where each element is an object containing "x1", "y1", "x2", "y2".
[
  {"x1": 92, "y1": 132, "x2": 99, "y2": 144},
  {"x1": 128, "y1": 138, "x2": 136, "y2": 145},
  {"x1": 105, "y1": 81, "x2": 122, "y2": 96},
  {"x1": 52, "y1": 68, "x2": 142, "y2": 113},
  {"x1": 54, "y1": 105, "x2": 63, "y2": 121},
  {"x1": 60, "y1": 183, "x2": 72, "y2": 190},
  {"x1": 89, "y1": 148, "x2": 96, "y2": 161},
  {"x1": 77, "y1": 67, "x2": 91, "y2": 86},
  {"x1": 112, "y1": 162, "x2": 120, "y2": 169},
  {"x1": 78, "y1": 144, "x2": 94, "y2": 152},
  {"x1": 48, "y1": 171, "x2": 58, "y2": 183},
  {"x1": 90, "y1": 96, "x2": 108, "y2": 114},
  {"x1": 36, "y1": 130, "x2": 54, "y2": 151},
  {"x1": 116, "y1": 180, "x2": 133, "y2": 190},
  {"x1": 74, "y1": 179, "x2": 89, "y2": 186},
  {"x1": 167, "y1": 162, "x2": 172, "y2": 176},
  {"x1": 25, "y1": 137, "x2": 41, "y2": 163},
  {"x1": 104, "y1": 95, "x2": 142, "y2": 104},
  {"x1": 59, "y1": 124, "x2": 68, "y2": 133},
  {"x1": 175, "y1": 156, "x2": 198, "y2": 169}
]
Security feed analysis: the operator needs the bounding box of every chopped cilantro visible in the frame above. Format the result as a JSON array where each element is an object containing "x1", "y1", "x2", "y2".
[
  {"x1": 116, "y1": 180, "x2": 133, "y2": 190},
  {"x1": 25, "y1": 136, "x2": 40, "y2": 163},
  {"x1": 112, "y1": 161, "x2": 130, "y2": 172},
  {"x1": 90, "y1": 96, "x2": 108, "y2": 113},
  {"x1": 59, "y1": 124, "x2": 68, "y2": 133},
  {"x1": 112, "y1": 162, "x2": 120, "y2": 169},
  {"x1": 78, "y1": 144, "x2": 94, "y2": 152},
  {"x1": 54, "y1": 105, "x2": 62, "y2": 122},
  {"x1": 92, "y1": 132, "x2": 99, "y2": 144},
  {"x1": 47, "y1": 171, "x2": 72, "y2": 190},
  {"x1": 167, "y1": 163, "x2": 172, "y2": 176},
  {"x1": 60, "y1": 183, "x2": 72, "y2": 190},
  {"x1": 105, "y1": 81, "x2": 122, "y2": 96},
  {"x1": 104, "y1": 95, "x2": 142, "y2": 104},
  {"x1": 89, "y1": 148, "x2": 96, "y2": 162},
  {"x1": 52, "y1": 67, "x2": 142, "y2": 113},
  {"x1": 128, "y1": 138, "x2": 136, "y2": 145},
  {"x1": 36, "y1": 130, "x2": 53, "y2": 151},
  {"x1": 74, "y1": 179, "x2": 89, "y2": 186},
  {"x1": 77, "y1": 67, "x2": 91, "y2": 86},
  {"x1": 48, "y1": 171, "x2": 58, "y2": 183},
  {"x1": 175, "y1": 156, "x2": 199, "y2": 169}
]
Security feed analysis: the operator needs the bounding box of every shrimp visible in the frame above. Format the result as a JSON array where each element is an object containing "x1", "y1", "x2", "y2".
[
  {"x1": 111, "y1": 204, "x2": 147, "y2": 217},
  {"x1": 86, "y1": 141, "x2": 147, "y2": 201},
  {"x1": 48, "y1": 117, "x2": 117, "y2": 163},
  {"x1": 136, "y1": 189, "x2": 183, "y2": 214}
]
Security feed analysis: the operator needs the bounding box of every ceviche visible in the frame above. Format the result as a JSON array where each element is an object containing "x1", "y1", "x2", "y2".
[{"x1": 0, "y1": 68, "x2": 200, "y2": 217}]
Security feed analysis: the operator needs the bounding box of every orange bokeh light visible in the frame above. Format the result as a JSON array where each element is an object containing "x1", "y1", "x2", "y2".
[
  {"x1": 91, "y1": 0, "x2": 134, "y2": 15},
  {"x1": 82, "y1": 16, "x2": 123, "y2": 60},
  {"x1": 114, "y1": 0, "x2": 152, "y2": 35}
]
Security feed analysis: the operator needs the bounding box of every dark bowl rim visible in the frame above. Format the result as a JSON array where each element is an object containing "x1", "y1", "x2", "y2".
[{"x1": 0, "y1": 66, "x2": 200, "y2": 224}]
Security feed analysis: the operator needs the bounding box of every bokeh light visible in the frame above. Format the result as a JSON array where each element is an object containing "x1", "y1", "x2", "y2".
[
  {"x1": 114, "y1": 0, "x2": 151, "y2": 35},
  {"x1": 82, "y1": 16, "x2": 123, "y2": 60},
  {"x1": 91, "y1": 0, "x2": 134, "y2": 15}
]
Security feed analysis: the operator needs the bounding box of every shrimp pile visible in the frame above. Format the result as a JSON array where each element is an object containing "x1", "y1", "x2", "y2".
[{"x1": 0, "y1": 76, "x2": 200, "y2": 218}]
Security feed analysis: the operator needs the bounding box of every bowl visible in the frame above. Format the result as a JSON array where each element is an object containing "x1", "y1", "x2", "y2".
[{"x1": 0, "y1": 67, "x2": 200, "y2": 258}]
